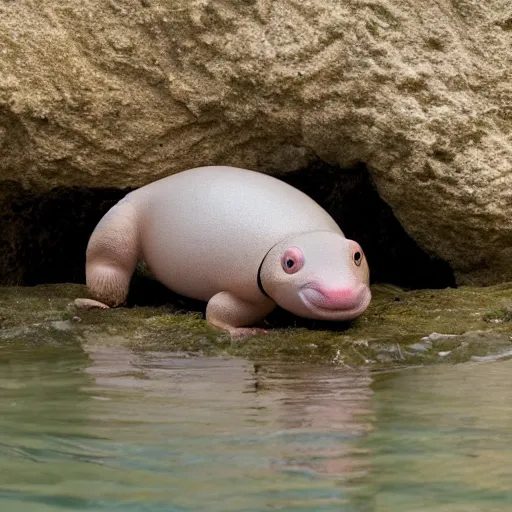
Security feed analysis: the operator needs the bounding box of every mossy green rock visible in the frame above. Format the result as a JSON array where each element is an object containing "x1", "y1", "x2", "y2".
[{"x1": 1, "y1": 283, "x2": 512, "y2": 369}]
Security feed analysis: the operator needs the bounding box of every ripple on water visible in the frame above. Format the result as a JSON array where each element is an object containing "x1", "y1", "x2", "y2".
[
  {"x1": 3, "y1": 342, "x2": 512, "y2": 511},
  {"x1": 0, "y1": 343, "x2": 375, "y2": 512}
]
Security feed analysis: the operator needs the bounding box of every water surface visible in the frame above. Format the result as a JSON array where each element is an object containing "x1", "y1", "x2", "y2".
[{"x1": 1, "y1": 342, "x2": 512, "y2": 511}]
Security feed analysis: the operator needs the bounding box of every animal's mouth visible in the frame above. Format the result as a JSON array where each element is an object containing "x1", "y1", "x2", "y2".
[{"x1": 298, "y1": 283, "x2": 371, "y2": 320}]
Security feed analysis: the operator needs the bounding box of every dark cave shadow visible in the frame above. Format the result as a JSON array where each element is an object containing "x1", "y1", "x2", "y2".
[
  {"x1": 1, "y1": 160, "x2": 455, "y2": 331},
  {"x1": 126, "y1": 272, "x2": 356, "y2": 332},
  {"x1": 276, "y1": 160, "x2": 456, "y2": 290}
]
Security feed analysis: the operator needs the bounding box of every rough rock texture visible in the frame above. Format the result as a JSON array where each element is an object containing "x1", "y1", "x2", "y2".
[{"x1": 1, "y1": 0, "x2": 511, "y2": 284}]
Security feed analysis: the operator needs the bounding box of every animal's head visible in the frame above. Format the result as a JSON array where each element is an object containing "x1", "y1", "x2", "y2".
[{"x1": 258, "y1": 231, "x2": 371, "y2": 321}]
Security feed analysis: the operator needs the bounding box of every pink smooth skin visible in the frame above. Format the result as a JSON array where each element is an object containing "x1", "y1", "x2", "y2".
[
  {"x1": 299, "y1": 283, "x2": 369, "y2": 311},
  {"x1": 260, "y1": 231, "x2": 371, "y2": 322}
]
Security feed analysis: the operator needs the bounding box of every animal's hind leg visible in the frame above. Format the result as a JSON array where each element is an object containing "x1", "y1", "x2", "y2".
[{"x1": 75, "y1": 199, "x2": 139, "y2": 309}]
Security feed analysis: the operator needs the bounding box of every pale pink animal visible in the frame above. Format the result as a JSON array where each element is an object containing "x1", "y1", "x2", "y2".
[{"x1": 76, "y1": 166, "x2": 371, "y2": 337}]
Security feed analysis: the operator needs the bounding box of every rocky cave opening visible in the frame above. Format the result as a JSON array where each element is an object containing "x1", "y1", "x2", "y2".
[{"x1": 0, "y1": 160, "x2": 456, "y2": 307}]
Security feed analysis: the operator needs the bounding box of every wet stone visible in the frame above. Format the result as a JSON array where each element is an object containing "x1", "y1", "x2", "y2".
[{"x1": 0, "y1": 282, "x2": 511, "y2": 368}]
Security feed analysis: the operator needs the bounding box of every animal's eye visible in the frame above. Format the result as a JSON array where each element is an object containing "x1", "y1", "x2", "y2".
[
  {"x1": 281, "y1": 247, "x2": 304, "y2": 274},
  {"x1": 353, "y1": 250, "x2": 363, "y2": 266}
]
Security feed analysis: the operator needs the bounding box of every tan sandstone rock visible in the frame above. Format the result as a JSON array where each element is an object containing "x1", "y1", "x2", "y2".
[{"x1": 0, "y1": 0, "x2": 511, "y2": 284}]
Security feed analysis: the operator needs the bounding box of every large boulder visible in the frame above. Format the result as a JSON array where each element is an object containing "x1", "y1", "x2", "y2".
[{"x1": 1, "y1": 0, "x2": 511, "y2": 284}]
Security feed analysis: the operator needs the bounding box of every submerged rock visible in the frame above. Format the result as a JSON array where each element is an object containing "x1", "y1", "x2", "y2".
[{"x1": 1, "y1": 283, "x2": 511, "y2": 368}]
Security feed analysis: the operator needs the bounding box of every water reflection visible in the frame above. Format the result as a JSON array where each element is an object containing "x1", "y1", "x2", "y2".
[
  {"x1": 4, "y1": 341, "x2": 512, "y2": 511},
  {"x1": 0, "y1": 343, "x2": 374, "y2": 511},
  {"x1": 368, "y1": 360, "x2": 512, "y2": 511}
]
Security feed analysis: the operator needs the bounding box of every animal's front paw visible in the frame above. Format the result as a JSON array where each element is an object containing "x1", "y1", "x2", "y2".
[{"x1": 73, "y1": 298, "x2": 111, "y2": 310}]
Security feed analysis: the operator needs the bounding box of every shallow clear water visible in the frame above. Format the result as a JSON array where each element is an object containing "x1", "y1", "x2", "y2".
[{"x1": 1, "y1": 342, "x2": 512, "y2": 511}]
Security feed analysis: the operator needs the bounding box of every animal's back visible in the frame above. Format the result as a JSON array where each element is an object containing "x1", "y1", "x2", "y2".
[{"x1": 132, "y1": 166, "x2": 342, "y2": 301}]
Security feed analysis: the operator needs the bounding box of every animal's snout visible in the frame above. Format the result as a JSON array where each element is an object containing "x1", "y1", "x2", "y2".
[{"x1": 300, "y1": 283, "x2": 369, "y2": 311}]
